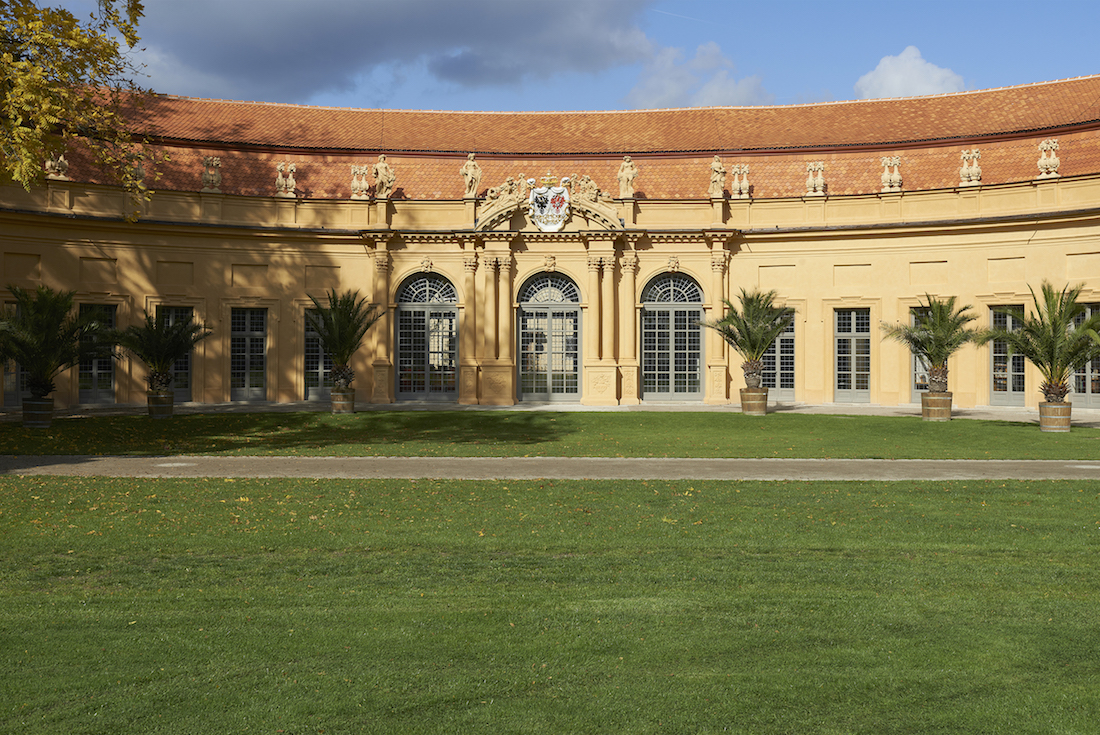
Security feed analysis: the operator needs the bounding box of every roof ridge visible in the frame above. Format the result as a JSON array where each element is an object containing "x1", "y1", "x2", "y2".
[{"x1": 153, "y1": 74, "x2": 1100, "y2": 115}]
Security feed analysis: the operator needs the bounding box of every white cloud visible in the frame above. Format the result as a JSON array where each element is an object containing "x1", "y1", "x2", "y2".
[
  {"x1": 623, "y1": 42, "x2": 773, "y2": 109},
  {"x1": 131, "y1": 0, "x2": 657, "y2": 104},
  {"x1": 854, "y1": 46, "x2": 964, "y2": 99}
]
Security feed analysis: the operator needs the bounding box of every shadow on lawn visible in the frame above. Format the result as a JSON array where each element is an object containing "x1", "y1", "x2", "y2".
[{"x1": 0, "y1": 411, "x2": 568, "y2": 457}]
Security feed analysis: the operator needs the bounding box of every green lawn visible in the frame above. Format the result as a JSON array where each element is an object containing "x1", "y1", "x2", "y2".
[
  {"x1": 2, "y1": 410, "x2": 1099, "y2": 458},
  {"x1": 3, "y1": 475, "x2": 1099, "y2": 734}
]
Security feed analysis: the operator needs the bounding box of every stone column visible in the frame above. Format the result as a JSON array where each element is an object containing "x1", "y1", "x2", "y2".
[
  {"x1": 497, "y1": 255, "x2": 513, "y2": 363},
  {"x1": 585, "y1": 255, "x2": 601, "y2": 365},
  {"x1": 619, "y1": 251, "x2": 640, "y2": 404},
  {"x1": 600, "y1": 255, "x2": 615, "y2": 362},
  {"x1": 371, "y1": 250, "x2": 393, "y2": 403},
  {"x1": 459, "y1": 254, "x2": 479, "y2": 404}
]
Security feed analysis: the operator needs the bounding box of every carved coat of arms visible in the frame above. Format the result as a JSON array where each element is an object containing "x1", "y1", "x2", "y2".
[{"x1": 528, "y1": 175, "x2": 570, "y2": 232}]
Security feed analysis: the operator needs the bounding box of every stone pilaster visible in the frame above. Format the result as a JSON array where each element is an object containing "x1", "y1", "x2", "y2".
[
  {"x1": 618, "y1": 250, "x2": 640, "y2": 404},
  {"x1": 459, "y1": 254, "x2": 479, "y2": 404},
  {"x1": 370, "y1": 249, "x2": 393, "y2": 403},
  {"x1": 706, "y1": 251, "x2": 730, "y2": 404}
]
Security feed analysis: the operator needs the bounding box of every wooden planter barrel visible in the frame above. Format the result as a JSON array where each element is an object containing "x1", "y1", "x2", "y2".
[
  {"x1": 1039, "y1": 402, "x2": 1071, "y2": 433},
  {"x1": 147, "y1": 392, "x2": 174, "y2": 419},
  {"x1": 921, "y1": 392, "x2": 953, "y2": 421},
  {"x1": 22, "y1": 397, "x2": 53, "y2": 429},
  {"x1": 739, "y1": 387, "x2": 769, "y2": 416},
  {"x1": 331, "y1": 389, "x2": 355, "y2": 414}
]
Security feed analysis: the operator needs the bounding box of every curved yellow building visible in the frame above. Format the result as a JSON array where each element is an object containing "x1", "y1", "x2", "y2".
[{"x1": 3, "y1": 75, "x2": 1100, "y2": 410}]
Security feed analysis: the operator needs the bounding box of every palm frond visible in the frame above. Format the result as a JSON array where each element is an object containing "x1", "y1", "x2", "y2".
[
  {"x1": 112, "y1": 311, "x2": 212, "y2": 391},
  {"x1": 881, "y1": 294, "x2": 979, "y2": 392},
  {"x1": 1, "y1": 284, "x2": 106, "y2": 397},
  {"x1": 977, "y1": 281, "x2": 1100, "y2": 402},
  {"x1": 702, "y1": 289, "x2": 794, "y2": 387},
  {"x1": 305, "y1": 289, "x2": 384, "y2": 388}
]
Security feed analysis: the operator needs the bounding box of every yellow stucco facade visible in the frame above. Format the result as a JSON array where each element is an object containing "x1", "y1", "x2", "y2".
[{"x1": 3, "y1": 81, "x2": 1100, "y2": 410}]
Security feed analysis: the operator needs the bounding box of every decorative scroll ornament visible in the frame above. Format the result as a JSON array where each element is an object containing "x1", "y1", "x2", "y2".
[
  {"x1": 806, "y1": 162, "x2": 825, "y2": 196},
  {"x1": 880, "y1": 156, "x2": 902, "y2": 193},
  {"x1": 44, "y1": 154, "x2": 69, "y2": 181},
  {"x1": 730, "y1": 164, "x2": 750, "y2": 199},
  {"x1": 528, "y1": 173, "x2": 570, "y2": 232},
  {"x1": 275, "y1": 162, "x2": 297, "y2": 198},
  {"x1": 350, "y1": 165, "x2": 370, "y2": 199},
  {"x1": 201, "y1": 156, "x2": 221, "y2": 193},
  {"x1": 1037, "y1": 139, "x2": 1060, "y2": 179},
  {"x1": 959, "y1": 149, "x2": 981, "y2": 186}
]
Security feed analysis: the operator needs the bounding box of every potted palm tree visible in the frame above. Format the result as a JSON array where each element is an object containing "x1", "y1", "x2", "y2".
[
  {"x1": 702, "y1": 288, "x2": 794, "y2": 416},
  {"x1": 977, "y1": 281, "x2": 1100, "y2": 432},
  {"x1": 305, "y1": 289, "x2": 383, "y2": 413},
  {"x1": 112, "y1": 310, "x2": 212, "y2": 418},
  {"x1": 881, "y1": 294, "x2": 979, "y2": 421},
  {"x1": 1, "y1": 285, "x2": 107, "y2": 428}
]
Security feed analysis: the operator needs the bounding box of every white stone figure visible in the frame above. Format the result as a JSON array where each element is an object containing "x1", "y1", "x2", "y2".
[
  {"x1": 617, "y1": 155, "x2": 638, "y2": 198},
  {"x1": 372, "y1": 154, "x2": 396, "y2": 199},
  {"x1": 1037, "y1": 139, "x2": 1061, "y2": 179},
  {"x1": 577, "y1": 174, "x2": 600, "y2": 203},
  {"x1": 460, "y1": 153, "x2": 482, "y2": 197},
  {"x1": 880, "y1": 156, "x2": 902, "y2": 193},
  {"x1": 201, "y1": 156, "x2": 221, "y2": 193},
  {"x1": 730, "y1": 164, "x2": 750, "y2": 199},
  {"x1": 44, "y1": 154, "x2": 69, "y2": 181},
  {"x1": 806, "y1": 162, "x2": 825, "y2": 196},
  {"x1": 960, "y1": 149, "x2": 981, "y2": 186},
  {"x1": 275, "y1": 162, "x2": 297, "y2": 198},
  {"x1": 708, "y1": 156, "x2": 726, "y2": 198},
  {"x1": 350, "y1": 165, "x2": 370, "y2": 200}
]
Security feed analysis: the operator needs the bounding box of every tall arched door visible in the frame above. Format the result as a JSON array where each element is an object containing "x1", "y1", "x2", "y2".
[
  {"x1": 396, "y1": 274, "x2": 458, "y2": 401},
  {"x1": 517, "y1": 273, "x2": 581, "y2": 402},
  {"x1": 641, "y1": 274, "x2": 704, "y2": 401}
]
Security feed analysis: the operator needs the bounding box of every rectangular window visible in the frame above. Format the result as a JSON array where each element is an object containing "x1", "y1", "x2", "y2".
[
  {"x1": 835, "y1": 308, "x2": 870, "y2": 403},
  {"x1": 762, "y1": 318, "x2": 795, "y2": 401},
  {"x1": 1072, "y1": 304, "x2": 1100, "y2": 408},
  {"x1": 304, "y1": 310, "x2": 333, "y2": 401},
  {"x1": 2, "y1": 301, "x2": 26, "y2": 407},
  {"x1": 909, "y1": 306, "x2": 931, "y2": 403},
  {"x1": 79, "y1": 304, "x2": 116, "y2": 404},
  {"x1": 990, "y1": 306, "x2": 1025, "y2": 406},
  {"x1": 160, "y1": 306, "x2": 196, "y2": 402},
  {"x1": 230, "y1": 308, "x2": 266, "y2": 402}
]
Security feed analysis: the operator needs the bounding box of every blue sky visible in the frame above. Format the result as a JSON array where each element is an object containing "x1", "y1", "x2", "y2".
[{"x1": 106, "y1": 0, "x2": 1100, "y2": 111}]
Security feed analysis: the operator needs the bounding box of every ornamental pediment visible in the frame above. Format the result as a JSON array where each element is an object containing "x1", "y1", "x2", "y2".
[{"x1": 475, "y1": 171, "x2": 621, "y2": 232}]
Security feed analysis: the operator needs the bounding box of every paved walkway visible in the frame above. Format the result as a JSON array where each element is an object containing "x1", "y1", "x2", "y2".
[{"x1": 2, "y1": 454, "x2": 1099, "y2": 480}]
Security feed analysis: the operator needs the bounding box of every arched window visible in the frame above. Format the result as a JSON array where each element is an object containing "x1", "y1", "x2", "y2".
[
  {"x1": 396, "y1": 273, "x2": 458, "y2": 400},
  {"x1": 640, "y1": 273, "x2": 703, "y2": 400},
  {"x1": 517, "y1": 273, "x2": 581, "y2": 401}
]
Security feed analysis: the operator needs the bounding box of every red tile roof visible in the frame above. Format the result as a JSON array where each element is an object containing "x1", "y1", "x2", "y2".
[
  {"x1": 58, "y1": 75, "x2": 1100, "y2": 200},
  {"x1": 132, "y1": 75, "x2": 1100, "y2": 154}
]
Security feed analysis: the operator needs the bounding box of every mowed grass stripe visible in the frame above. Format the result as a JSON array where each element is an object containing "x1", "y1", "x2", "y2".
[
  {"x1": 2, "y1": 410, "x2": 1099, "y2": 458},
  {"x1": 2, "y1": 476, "x2": 1098, "y2": 734}
]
